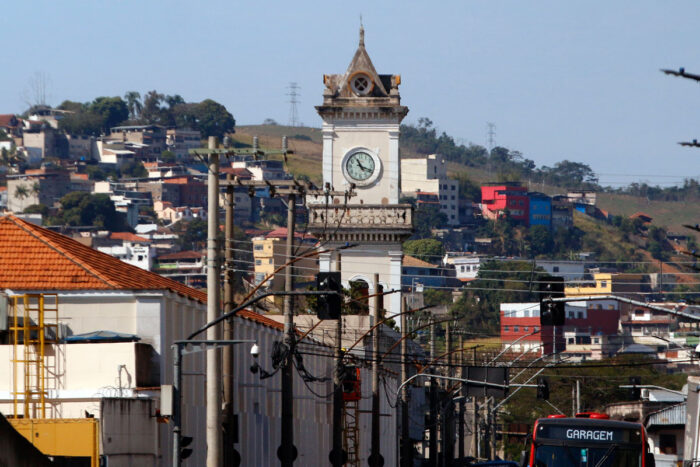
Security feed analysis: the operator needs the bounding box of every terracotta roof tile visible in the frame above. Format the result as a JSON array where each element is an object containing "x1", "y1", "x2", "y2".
[
  {"x1": 109, "y1": 232, "x2": 150, "y2": 243},
  {"x1": 402, "y1": 255, "x2": 438, "y2": 268},
  {"x1": 0, "y1": 215, "x2": 206, "y2": 303}
]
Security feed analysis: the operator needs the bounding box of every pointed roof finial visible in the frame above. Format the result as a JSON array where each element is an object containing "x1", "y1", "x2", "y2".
[{"x1": 359, "y1": 16, "x2": 365, "y2": 47}]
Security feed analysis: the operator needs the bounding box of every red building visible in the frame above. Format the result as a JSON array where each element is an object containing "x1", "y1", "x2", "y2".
[
  {"x1": 500, "y1": 300, "x2": 621, "y2": 357},
  {"x1": 481, "y1": 183, "x2": 529, "y2": 224}
]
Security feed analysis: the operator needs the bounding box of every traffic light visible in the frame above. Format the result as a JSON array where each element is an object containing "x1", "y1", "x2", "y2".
[
  {"x1": 180, "y1": 435, "x2": 193, "y2": 460},
  {"x1": 539, "y1": 277, "x2": 565, "y2": 326},
  {"x1": 537, "y1": 377, "x2": 549, "y2": 400},
  {"x1": 315, "y1": 272, "x2": 342, "y2": 320},
  {"x1": 629, "y1": 376, "x2": 641, "y2": 400}
]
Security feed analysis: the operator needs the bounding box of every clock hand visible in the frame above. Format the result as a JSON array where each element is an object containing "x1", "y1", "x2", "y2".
[{"x1": 356, "y1": 160, "x2": 369, "y2": 171}]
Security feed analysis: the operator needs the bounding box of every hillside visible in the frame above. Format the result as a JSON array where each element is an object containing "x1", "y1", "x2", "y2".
[{"x1": 234, "y1": 124, "x2": 700, "y2": 241}]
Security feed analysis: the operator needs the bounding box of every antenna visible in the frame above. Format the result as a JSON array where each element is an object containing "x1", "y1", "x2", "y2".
[{"x1": 286, "y1": 82, "x2": 301, "y2": 127}]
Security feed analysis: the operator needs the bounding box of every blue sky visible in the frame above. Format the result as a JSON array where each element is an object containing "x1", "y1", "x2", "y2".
[{"x1": 2, "y1": 1, "x2": 700, "y2": 187}]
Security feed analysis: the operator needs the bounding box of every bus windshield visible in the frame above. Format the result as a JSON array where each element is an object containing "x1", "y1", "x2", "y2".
[{"x1": 534, "y1": 443, "x2": 642, "y2": 467}]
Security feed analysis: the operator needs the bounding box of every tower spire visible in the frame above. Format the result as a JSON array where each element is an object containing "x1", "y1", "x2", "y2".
[{"x1": 359, "y1": 18, "x2": 365, "y2": 47}]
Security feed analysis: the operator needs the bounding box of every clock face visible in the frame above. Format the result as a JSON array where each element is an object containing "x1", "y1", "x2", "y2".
[{"x1": 345, "y1": 151, "x2": 376, "y2": 181}]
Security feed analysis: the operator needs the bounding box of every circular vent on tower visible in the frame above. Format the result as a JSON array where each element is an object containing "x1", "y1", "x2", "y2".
[{"x1": 350, "y1": 72, "x2": 373, "y2": 96}]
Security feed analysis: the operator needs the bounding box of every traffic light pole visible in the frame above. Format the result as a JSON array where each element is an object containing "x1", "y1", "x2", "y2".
[
  {"x1": 222, "y1": 174, "x2": 239, "y2": 466},
  {"x1": 330, "y1": 255, "x2": 344, "y2": 467},
  {"x1": 369, "y1": 273, "x2": 383, "y2": 467}
]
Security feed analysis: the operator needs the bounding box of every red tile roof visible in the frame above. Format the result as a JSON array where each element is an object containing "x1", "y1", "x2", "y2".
[
  {"x1": 0, "y1": 216, "x2": 296, "y2": 335},
  {"x1": 157, "y1": 250, "x2": 204, "y2": 260},
  {"x1": 0, "y1": 215, "x2": 205, "y2": 303},
  {"x1": 265, "y1": 227, "x2": 316, "y2": 242},
  {"x1": 403, "y1": 255, "x2": 438, "y2": 268},
  {"x1": 109, "y1": 232, "x2": 150, "y2": 243}
]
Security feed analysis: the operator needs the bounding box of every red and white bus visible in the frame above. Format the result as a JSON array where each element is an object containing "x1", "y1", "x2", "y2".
[{"x1": 524, "y1": 412, "x2": 655, "y2": 467}]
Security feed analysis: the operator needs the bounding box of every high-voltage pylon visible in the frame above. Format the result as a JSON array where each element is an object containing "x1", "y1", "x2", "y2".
[{"x1": 287, "y1": 82, "x2": 301, "y2": 127}]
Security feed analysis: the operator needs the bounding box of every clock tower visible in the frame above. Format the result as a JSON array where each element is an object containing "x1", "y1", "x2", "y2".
[{"x1": 310, "y1": 27, "x2": 413, "y2": 319}]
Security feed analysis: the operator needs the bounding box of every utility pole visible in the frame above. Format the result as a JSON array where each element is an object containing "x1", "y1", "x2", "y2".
[
  {"x1": 484, "y1": 398, "x2": 492, "y2": 460},
  {"x1": 279, "y1": 192, "x2": 297, "y2": 466},
  {"x1": 330, "y1": 255, "x2": 345, "y2": 467},
  {"x1": 576, "y1": 379, "x2": 581, "y2": 414},
  {"x1": 206, "y1": 137, "x2": 222, "y2": 467},
  {"x1": 458, "y1": 336, "x2": 465, "y2": 461},
  {"x1": 400, "y1": 297, "x2": 411, "y2": 467},
  {"x1": 444, "y1": 323, "x2": 453, "y2": 466},
  {"x1": 428, "y1": 315, "x2": 437, "y2": 467},
  {"x1": 222, "y1": 173, "x2": 239, "y2": 466},
  {"x1": 472, "y1": 347, "x2": 478, "y2": 459},
  {"x1": 369, "y1": 273, "x2": 383, "y2": 467}
]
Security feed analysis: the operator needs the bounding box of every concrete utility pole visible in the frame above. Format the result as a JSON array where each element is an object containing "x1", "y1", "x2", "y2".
[
  {"x1": 222, "y1": 173, "x2": 239, "y2": 466},
  {"x1": 428, "y1": 316, "x2": 437, "y2": 466},
  {"x1": 330, "y1": 255, "x2": 344, "y2": 467},
  {"x1": 206, "y1": 137, "x2": 221, "y2": 467},
  {"x1": 280, "y1": 192, "x2": 297, "y2": 466},
  {"x1": 400, "y1": 298, "x2": 411, "y2": 467},
  {"x1": 444, "y1": 323, "x2": 453, "y2": 466},
  {"x1": 458, "y1": 336, "x2": 465, "y2": 460},
  {"x1": 472, "y1": 347, "x2": 478, "y2": 459},
  {"x1": 369, "y1": 273, "x2": 383, "y2": 467}
]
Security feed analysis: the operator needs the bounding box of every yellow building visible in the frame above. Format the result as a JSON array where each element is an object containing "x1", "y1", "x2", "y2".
[
  {"x1": 565, "y1": 273, "x2": 649, "y2": 298},
  {"x1": 253, "y1": 227, "x2": 318, "y2": 295}
]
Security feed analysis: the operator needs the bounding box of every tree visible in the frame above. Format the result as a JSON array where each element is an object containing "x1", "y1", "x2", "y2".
[
  {"x1": 403, "y1": 238, "x2": 445, "y2": 263},
  {"x1": 14, "y1": 185, "x2": 29, "y2": 201},
  {"x1": 57, "y1": 192, "x2": 129, "y2": 231},
  {"x1": 23, "y1": 204, "x2": 49, "y2": 217},
  {"x1": 160, "y1": 150, "x2": 176, "y2": 163},
  {"x1": 526, "y1": 225, "x2": 553, "y2": 257},
  {"x1": 196, "y1": 99, "x2": 235, "y2": 139},
  {"x1": 121, "y1": 160, "x2": 148, "y2": 178},
  {"x1": 180, "y1": 219, "x2": 208, "y2": 250},
  {"x1": 90, "y1": 97, "x2": 129, "y2": 133},
  {"x1": 124, "y1": 91, "x2": 142, "y2": 120},
  {"x1": 141, "y1": 90, "x2": 165, "y2": 124},
  {"x1": 22, "y1": 71, "x2": 51, "y2": 109}
]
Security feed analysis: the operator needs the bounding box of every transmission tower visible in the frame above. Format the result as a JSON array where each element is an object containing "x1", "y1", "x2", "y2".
[
  {"x1": 486, "y1": 122, "x2": 496, "y2": 152},
  {"x1": 287, "y1": 82, "x2": 301, "y2": 127}
]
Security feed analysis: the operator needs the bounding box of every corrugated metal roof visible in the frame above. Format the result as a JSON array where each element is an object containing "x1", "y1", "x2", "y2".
[{"x1": 646, "y1": 402, "x2": 686, "y2": 428}]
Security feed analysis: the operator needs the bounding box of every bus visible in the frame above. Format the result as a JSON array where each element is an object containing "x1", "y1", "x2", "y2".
[{"x1": 524, "y1": 412, "x2": 656, "y2": 467}]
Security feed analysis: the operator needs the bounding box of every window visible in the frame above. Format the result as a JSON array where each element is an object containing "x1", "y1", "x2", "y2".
[
  {"x1": 577, "y1": 312, "x2": 584, "y2": 319},
  {"x1": 513, "y1": 326, "x2": 519, "y2": 332},
  {"x1": 255, "y1": 259, "x2": 262, "y2": 266},
  {"x1": 461, "y1": 266, "x2": 466, "y2": 272},
  {"x1": 451, "y1": 185, "x2": 455, "y2": 190},
  {"x1": 533, "y1": 326, "x2": 539, "y2": 332},
  {"x1": 254, "y1": 244, "x2": 263, "y2": 250},
  {"x1": 593, "y1": 338, "x2": 599, "y2": 344},
  {"x1": 524, "y1": 326, "x2": 529, "y2": 332},
  {"x1": 504, "y1": 326, "x2": 510, "y2": 332},
  {"x1": 553, "y1": 266, "x2": 559, "y2": 272}
]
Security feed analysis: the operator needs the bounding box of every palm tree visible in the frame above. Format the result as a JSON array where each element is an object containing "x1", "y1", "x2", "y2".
[
  {"x1": 124, "y1": 91, "x2": 142, "y2": 120},
  {"x1": 14, "y1": 185, "x2": 29, "y2": 201},
  {"x1": 30, "y1": 181, "x2": 41, "y2": 199}
]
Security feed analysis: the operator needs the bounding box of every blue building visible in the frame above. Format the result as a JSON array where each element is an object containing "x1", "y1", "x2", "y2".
[{"x1": 528, "y1": 192, "x2": 552, "y2": 228}]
